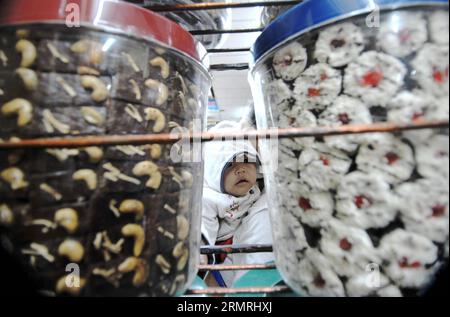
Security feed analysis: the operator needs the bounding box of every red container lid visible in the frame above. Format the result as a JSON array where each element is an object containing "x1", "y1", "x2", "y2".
[{"x1": 0, "y1": 0, "x2": 203, "y2": 62}]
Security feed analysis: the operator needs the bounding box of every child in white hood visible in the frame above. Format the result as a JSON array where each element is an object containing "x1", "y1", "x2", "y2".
[{"x1": 201, "y1": 121, "x2": 274, "y2": 287}]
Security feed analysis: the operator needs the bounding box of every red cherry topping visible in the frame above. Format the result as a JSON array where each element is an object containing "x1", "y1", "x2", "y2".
[
  {"x1": 362, "y1": 70, "x2": 383, "y2": 87},
  {"x1": 432, "y1": 204, "x2": 446, "y2": 218},
  {"x1": 385, "y1": 152, "x2": 400, "y2": 165},
  {"x1": 308, "y1": 88, "x2": 321, "y2": 97},
  {"x1": 299, "y1": 197, "x2": 312, "y2": 211},
  {"x1": 338, "y1": 113, "x2": 350, "y2": 125},
  {"x1": 339, "y1": 238, "x2": 353, "y2": 251},
  {"x1": 354, "y1": 195, "x2": 372, "y2": 209}
]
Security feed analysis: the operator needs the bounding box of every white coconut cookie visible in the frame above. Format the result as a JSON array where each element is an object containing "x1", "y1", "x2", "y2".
[
  {"x1": 281, "y1": 179, "x2": 334, "y2": 228},
  {"x1": 279, "y1": 108, "x2": 317, "y2": 150},
  {"x1": 356, "y1": 134, "x2": 415, "y2": 184},
  {"x1": 320, "y1": 219, "x2": 380, "y2": 277},
  {"x1": 387, "y1": 90, "x2": 447, "y2": 119},
  {"x1": 270, "y1": 208, "x2": 309, "y2": 287},
  {"x1": 336, "y1": 172, "x2": 398, "y2": 229},
  {"x1": 344, "y1": 51, "x2": 407, "y2": 107},
  {"x1": 293, "y1": 63, "x2": 342, "y2": 111},
  {"x1": 346, "y1": 273, "x2": 402, "y2": 297},
  {"x1": 318, "y1": 95, "x2": 374, "y2": 153},
  {"x1": 378, "y1": 229, "x2": 439, "y2": 289},
  {"x1": 415, "y1": 134, "x2": 449, "y2": 180},
  {"x1": 277, "y1": 144, "x2": 298, "y2": 176},
  {"x1": 314, "y1": 22, "x2": 365, "y2": 67},
  {"x1": 298, "y1": 142, "x2": 352, "y2": 191},
  {"x1": 387, "y1": 90, "x2": 441, "y2": 143},
  {"x1": 429, "y1": 11, "x2": 449, "y2": 45},
  {"x1": 297, "y1": 249, "x2": 345, "y2": 297},
  {"x1": 282, "y1": 210, "x2": 310, "y2": 251},
  {"x1": 396, "y1": 178, "x2": 449, "y2": 243},
  {"x1": 267, "y1": 79, "x2": 292, "y2": 112},
  {"x1": 429, "y1": 95, "x2": 449, "y2": 120},
  {"x1": 272, "y1": 41, "x2": 308, "y2": 81},
  {"x1": 377, "y1": 11, "x2": 427, "y2": 57},
  {"x1": 411, "y1": 43, "x2": 449, "y2": 98}
]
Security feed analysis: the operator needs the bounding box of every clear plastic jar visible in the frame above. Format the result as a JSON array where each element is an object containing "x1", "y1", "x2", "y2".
[
  {"x1": 260, "y1": 0, "x2": 294, "y2": 27},
  {"x1": 250, "y1": 0, "x2": 449, "y2": 296},
  {"x1": 0, "y1": 0, "x2": 210, "y2": 296}
]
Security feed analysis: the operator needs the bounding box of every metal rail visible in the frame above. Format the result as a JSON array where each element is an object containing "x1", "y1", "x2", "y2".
[
  {"x1": 186, "y1": 285, "x2": 291, "y2": 295},
  {"x1": 199, "y1": 263, "x2": 277, "y2": 271},
  {"x1": 1, "y1": 120, "x2": 447, "y2": 149},
  {"x1": 201, "y1": 244, "x2": 273, "y2": 255}
]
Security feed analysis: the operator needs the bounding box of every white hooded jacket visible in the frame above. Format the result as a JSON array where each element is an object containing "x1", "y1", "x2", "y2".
[
  {"x1": 201, "y1": 121, "x2": 262, "y2": 245},
  {"x1": 201, "y1": 121, "x2": 274, "y2": 286}
]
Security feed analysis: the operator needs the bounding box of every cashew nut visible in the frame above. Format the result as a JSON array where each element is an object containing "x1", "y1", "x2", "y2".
[
  {"x1": 70, "y1": 40, "x2": 103, "y2": 65},
  {"x1": 181, "y1": 170, "x2": 193, "y2": 188},
  {"x1": 177, "y1": 215, "x2": 189, "y2": 241},
  {"x1": 121, "y1": 224, "x2": 145, "y2": 257},
  {"x1": 155, "y1": 255, "x2": 171, "y2": 275},
  {"x1": 118, "y1": 257, "x2": 149, "y2": 287},
  {"x1": 119, "y1": 199, "x2": 145, "y2": 220},
  {"x1": 70, "y1": 39, "x2": 93, "y2": 53},
  {"x1": 58, "y1": 239, "x2": 85, "y2": 262},
  {"x1": 1, "y1": 98, "x2": 33, "y2": 127},
  {"x1": 80, "y1": 75, "x2": 108, "y2": 102},
  {"x1": 81, "y1": 106, "x2": 105, "y2": 126},
  {"x1": 73, "y1": 169, "x2": 97, "y2": 190},
  {"x1": 149, "y1": 144, "x2": 162, "y2": 160},
  {"x1": 54, "y1": 208, "x2": 79, "y2": 234},
  {"x1": 144, "y1": 107, "x2": 166, "y2": 133},
  {"x1": 150, "y1": 57, "x2": 170, "y2": 79},
  {"x1": 15, "y1": 39, "x2": 37, "y2": 68},
  {"x1": 177, "y1": 248, "x2": 189, "y2": 271},
  {"x1": 132, "y1": 161, "x2": 162, "y2": 190},
  {"x1": 172, "y1": 242, "x2": 186, "y2": 258},
  {"x1": 77, "y1": 66, "x2": 100, "y2": 76},
  {"x1": 155, "y1": 47, "x2": 166, "y2": 55},
  {"x1": 0, "y1": 167, "x2": 29, "y2": 190},
  {"x1": 83, "y1": 146, "x2": 104, "y2": 163},
  {"x1": 56, "y1": 275, "x2": 86, "y2": 296},
  {"x1": 15, "y1": 68, "x2": 38, "y2": 91},
  {"x1": 144, "y1": 79, "x2": 169, "y2": 105},
  {"x1": 0, "y1": 204, "x2": 14, "y2": 226},
  {"x1": 16, "y1": 29, "x2": 30, "y2": 39}
]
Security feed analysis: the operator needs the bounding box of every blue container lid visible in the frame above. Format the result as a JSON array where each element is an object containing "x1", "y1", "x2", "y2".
[{"x1": 252, "y1": 0, "x2": 448, "y2": 62}]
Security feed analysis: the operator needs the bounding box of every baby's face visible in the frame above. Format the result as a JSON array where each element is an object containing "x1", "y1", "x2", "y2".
[{"x1": 223, "y1": 162, "x2": 257, "y2": 197}]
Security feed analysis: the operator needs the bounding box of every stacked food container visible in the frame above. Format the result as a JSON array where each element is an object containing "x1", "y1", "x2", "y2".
[
  {"x1": 0, "y1": 0, "x2": 211, "y2": 296},
  {"x1": 251, "y1": 0, "x2": 449, "y2": 296}
]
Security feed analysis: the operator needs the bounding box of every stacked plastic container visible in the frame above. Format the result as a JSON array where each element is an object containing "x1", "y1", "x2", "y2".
[
  {"x1": 250, "y1": 0, "x2": 449, "y2": 296},
  {"x1": 0, "y1": 0, "x2": 211, "y2": 296}
]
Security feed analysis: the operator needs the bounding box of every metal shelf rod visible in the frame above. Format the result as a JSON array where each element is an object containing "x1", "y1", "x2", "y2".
[
  {"x1": 198, "y1": 263, "x2": 277, "y2": 271},
  {"x1": 207, "y1": 48, "x2": 251, "y2": 53},
  {"x1": 191, "y1": 27, "x2": 263, "y2": 35},
  {"x1": 201, "y1": 244, "x2": 273, "y2": 254},
  {"x1": 210, "y1": 63, "x2": 250, "y2": 70},
  {"x1": 0, "y1": 120, "x2": 447, "y2": 149},
  {"x1": 186, "y1": 285, "x2": 291, "y2": 295}
]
